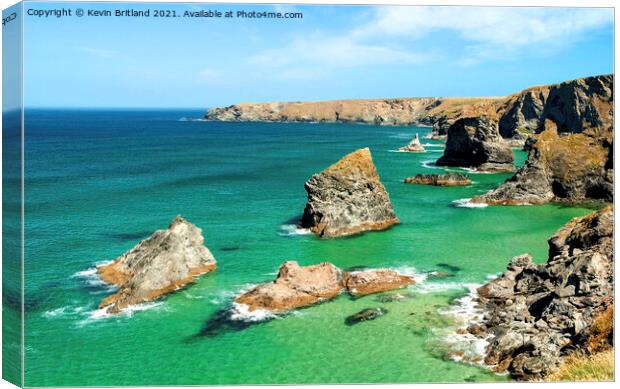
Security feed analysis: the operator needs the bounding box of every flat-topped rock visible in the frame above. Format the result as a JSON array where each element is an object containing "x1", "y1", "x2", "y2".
[
  {"x1": 97, "y1": 216, "x2": 216, "y2": 314},
  {"x1": 234, "y1": 262, "x2": 415, "y2": 313},
  {"x1": 301, "y1": 148, "x2": 399, "y2": 238},
  {"x1": 344, "y1": 269, "x2": 414, "y2": 297},
  {"x1": 398, "y1": 133, "x2": 426, "y2": 152},
  {"x1": 234, "y1": 261, "x2": 344, "y2": 312},
  {"x1": 404, "y1": 173, "x2": 471, "y2": 186},
  {"x1": 436, "y1": 117, "x2": 515, "y2": 172}
]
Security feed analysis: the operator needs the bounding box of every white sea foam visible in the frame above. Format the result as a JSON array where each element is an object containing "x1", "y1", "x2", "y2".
[
  {"x1": 77, "y1": 301, "x2": 165, "y2": 327},
  {"x1": 279, "y1": 224, "x2": 312, "y2": 237},
  {"x1": 42, "y1": 307, "x2": 67, "y2": 318},
  {"x1": 229, "y1": 302, "x2": 278, "y2": 322},
  {"x1": 389, "y1": 265, "x2": 429, "y2": 285},
  {"x1": 421, "y1": 160, "x2": 444, "y2": 170},
  {"x1": 439, "y1": 283, "x2": 492, "y2": 365},
  {"x1": 422, "y1": 143, "x2": 445, "y2": 148},
  {"x1": 452, "y1": 198, "x2": 488, "y2": 208}
]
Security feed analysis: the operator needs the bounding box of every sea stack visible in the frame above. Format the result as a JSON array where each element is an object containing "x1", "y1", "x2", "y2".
[
  {"x1": 97, "y1": 216, "x2": 217, "y2": 314},
  {"x1": 436, "y1": 117, "x2": 515, "y2": 172},
  {"x1": 344, "y1": 269, "x2": 414, "y2": 297},
  {"x1": 301, "y1": 147, "x2": 399, "y2": 238},
  {"x1": 398, "y1": 133, "x2": 426, "y2": 152}
]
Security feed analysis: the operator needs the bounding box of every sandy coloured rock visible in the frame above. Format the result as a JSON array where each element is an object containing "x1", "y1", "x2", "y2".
[
  {"x1": 97, "y1": 216, "x2": 216, "y2": 314},
  {"x1": 398, "y1": 133, "x2": 426, "y2": 152},
  {"x1": 344, "y1": 269, "x2": 414, "y2": 297},
  {"x1": 404, "y1": 173, "x2": 471, "y2": 186}
]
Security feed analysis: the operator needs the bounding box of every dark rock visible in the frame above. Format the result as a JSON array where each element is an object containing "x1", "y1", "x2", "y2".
[
  {"x1": 436, "y1": 117, "x2": 515, "y2": 172},
  {"x1": 467, "y1": 207, "x2": 613, "y2": 380},
  {"x1": 345, "y1": 307, "x2": 388, "y2": 325},
  {"x1": 404, "y1": 172, "x2": 471, "y2": 186},
  {"x1": 301, "y1": 148, "x2": 399, "y2": 238}
]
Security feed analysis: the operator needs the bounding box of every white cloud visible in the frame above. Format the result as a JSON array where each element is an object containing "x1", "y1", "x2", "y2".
[{"x1": 353, "y1": 7, "x2": 613, "y2": 63}]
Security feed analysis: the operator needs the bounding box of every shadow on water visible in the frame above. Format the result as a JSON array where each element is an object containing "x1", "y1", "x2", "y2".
[
  {"x1": 282, "y1": 214, "x2": 304, "y2": 225},
  {"x1": 187, "y1": 308, "x2": 267, "y2": 341},
  {"x1": 106, "y1": 231, "x2": 152, "y2": 242},
  {"x1": 219, "y1": 246, "x2": 240, "y2": 252},
  {"x1": 436, "y1": 263, "x2": 462, "y2": 273}
]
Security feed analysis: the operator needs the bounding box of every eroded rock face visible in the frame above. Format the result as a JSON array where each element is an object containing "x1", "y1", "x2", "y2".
[
  {"x1": 301, "y1": 148, "x2": 399, "y2": 238},
  {"x1": 475, "y1": 129, "x2": 612, "y2": 205},
  {"x1": 404, "y1": 173, "x2": 471, "y2": 186},
  {"x1": 435, "y1": 117, "x2": 515, "y2": 172},
  {"x1": 477, "y1": 75, "x2": 613, "y2": 205},
  {"x1": 344, "y1": 269, "x2": 414, "y2": 296},
  {"x1": 345, "y1": 307, "x2": 388, "y2": 325},
  {"x1": 470, "y1": 207, "x2": 613, "y2": 380},
  {"x1": 97, "y1": 216, "x2": 217, "y2": 314},
  {"x1": 234, "y1": 261, "x2": 344, "y2": 312}
]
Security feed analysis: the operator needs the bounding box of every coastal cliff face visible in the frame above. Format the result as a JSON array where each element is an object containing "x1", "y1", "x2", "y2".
[
  {"x1": 435, "y1": 117, "x2": 515, "y2": 172},
  {"x1": 498, "y1": 74, "x2": 612, "y2": 138},
  {"x1": 97, "y1": 216, "x2": 216, "y2": 314},
  {"x1": 301, "y1": 147, "x2": 399, "y2": 238},
  {"x1": 470, "y1": 207, "x2": 613, "y2": 380},
  {"x1": 205, "y1": 97, "x2": 502, "y2": 133},
  {"x1": 476, "y1": 74, "x2": 613, "y2": 204}
]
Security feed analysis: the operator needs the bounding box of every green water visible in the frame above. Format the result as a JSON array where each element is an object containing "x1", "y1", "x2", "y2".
[{"x1": 18, "y1": 109, "x2": 597, "y2": 386}]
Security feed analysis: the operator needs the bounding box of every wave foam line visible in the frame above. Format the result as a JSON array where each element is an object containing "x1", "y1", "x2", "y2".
[
  {"x1": 279, "y1": 224, "x2": 312, "y2": 237},
  {"x1": 452, "y1": 198, "x2": 488, "y2": 208}
]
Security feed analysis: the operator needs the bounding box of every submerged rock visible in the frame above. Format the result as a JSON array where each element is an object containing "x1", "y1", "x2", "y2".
[
  {"x1": 301, "y1": 148, "x2": 399, "y2": 238},
  {"x1": 435, "y1": 117, "x2": 515, "y2": 172},
  {"x1": 468, "y1": 206, "x2": 613, "y2": 380},
  {"x1": 97, "y1": 216, "x2": 217, "y2": 314},
  {"x1": 345, "y1": 307, "x2": 388, "y2": 325},
  {"x1": 344, "y1": 269, "x2": 414, "y2": 297},
  {"x1": 404, "y1": 172, "x2": 471, "y2": 186},
  {"x1": 234, "y1": 261, "x2": 344, "y2": 313},
  {"x1": 398, "y1": 133, "x2": 426, "y2": 152}
]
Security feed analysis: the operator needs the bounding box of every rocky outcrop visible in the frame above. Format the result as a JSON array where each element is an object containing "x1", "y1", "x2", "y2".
[
  {"x1": 476, "y1": 75, "x2": 613, "y2": 205},
  {"x1": 344, "y1": 269, "x2": 414, "y2": 297},
  {"x1": 498, "y1": 87, "x2": 549, "y2": 138},
  {"x1": 404, "y1": 172, "x2": 471, "y2": 186},
  {"x1": 301, "y1": 148, "x2": 399, "y2": 238},
  {"x1": 435, "y1": 117, "x2": 515, "y2": 172},
  {"x1": 234, "y1": 261, "x2": 415, "y2": 313},
  {"x1": 398, "y1": 133, "x2": 425, "y2": 152},
  {"x1": 97, "y1": 216, "x2": 217, "y2": 314},
  {"x1": 474, "y1": 129, "x2": 613, "y2": 205},
  {"x1": 235, "y1": 261, "x2": 344, "y2": 312},
  {"x1": 467, "y1": 206, "x2": 613, "y2": 380}
]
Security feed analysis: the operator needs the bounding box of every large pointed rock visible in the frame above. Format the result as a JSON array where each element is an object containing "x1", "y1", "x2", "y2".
[
  {"x1": 436, "y1": 117, "x2": 515, "y2": 172},
  {"x1": 301, "y1": 148, "x2": 399, "y2": 238},
  {"x1": 97, "y1": 216, "x2": 216, "y2": 314}
]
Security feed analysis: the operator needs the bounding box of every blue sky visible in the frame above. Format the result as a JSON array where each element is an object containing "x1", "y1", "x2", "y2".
[{"x1": 23, "y1": 2, "x2": 614, "y2": 108}]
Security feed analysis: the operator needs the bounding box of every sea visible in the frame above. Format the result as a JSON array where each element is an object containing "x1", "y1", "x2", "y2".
[{"x1": 5, "y1": 108, "x2": 598, "y2": 386}]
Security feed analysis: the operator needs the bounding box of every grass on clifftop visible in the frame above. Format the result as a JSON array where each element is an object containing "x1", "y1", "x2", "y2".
[{"x1": 547, "y1": 350, "x2": 614, "y2": 382}]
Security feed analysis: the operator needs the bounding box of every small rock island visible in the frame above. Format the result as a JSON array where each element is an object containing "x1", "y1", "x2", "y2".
[
  {"x1": 234, "y1": 261, "x2": 414, "y2": 313},
  {"x1": 301, "y1": 147, "x2": 399, "y2": 238},
  {"x1": 398, "y1": 133, "x2": 426, "y2": 152},
  {"x1": 404, "y1": 172, "x2": 471, "y2": 186},
  {"x1": 97, "y1": 216, "x2": 217, "y2": 314}
]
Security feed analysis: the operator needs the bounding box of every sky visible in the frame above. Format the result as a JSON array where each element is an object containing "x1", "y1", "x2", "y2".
[{"x1": 21, "y1": 2, "x2": 614, "y2": 108}]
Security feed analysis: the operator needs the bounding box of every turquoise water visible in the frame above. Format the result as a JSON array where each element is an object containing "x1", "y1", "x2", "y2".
[{"x1": 18, "y1": 109, "x2": 597, "y2": 386}]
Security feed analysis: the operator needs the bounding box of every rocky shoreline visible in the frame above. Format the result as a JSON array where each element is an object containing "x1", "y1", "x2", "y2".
[{"x1": 451, "y1": 206, "x2": 613, "y2": 380}]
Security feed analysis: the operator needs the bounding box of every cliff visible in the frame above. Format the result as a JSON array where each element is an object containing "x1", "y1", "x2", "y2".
[
  {"x1": 205, "y1": 97, "x2": 502, "y2": 135},
  {"x1": 475, "y1": 75, "x2": 613, "y2": 204},
  {"x1": 467, "y1": 206, "x2": 613, "y2": 380}
]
